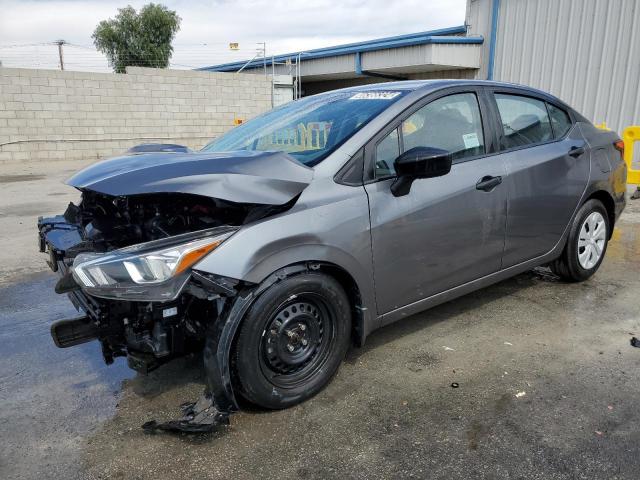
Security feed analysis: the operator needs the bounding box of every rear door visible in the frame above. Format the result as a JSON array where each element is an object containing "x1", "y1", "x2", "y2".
[
  {"x1": 364, "y1": 87, "x2": 508, "y2": 316},
  {"x1": 487, "y1": 90, "x2": 590, "y2": 267}
]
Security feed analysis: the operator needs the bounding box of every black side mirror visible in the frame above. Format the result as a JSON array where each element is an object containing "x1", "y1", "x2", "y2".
[{"x1": 390, "y1": 146, "x2": 452, "y2": 197}]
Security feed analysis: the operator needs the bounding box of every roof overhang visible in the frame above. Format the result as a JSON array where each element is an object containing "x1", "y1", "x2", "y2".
[
  {"x1": 305, "y1": 43, "x2": 482, "y2": 81},
  {"x1": 199, "y1": 25, "x2": 483, "y2": 80}
]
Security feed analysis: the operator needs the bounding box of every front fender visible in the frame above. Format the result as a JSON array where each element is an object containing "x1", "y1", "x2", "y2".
[
  {"x1": 252, "y1": 244, "x2": 376, "y2": 327},
  {"x1": 194, "y1": 178, "x2": 377, "y2": 333},
  {"x1": 199, "y1": 241, "x2": 377, "y2": 338}
]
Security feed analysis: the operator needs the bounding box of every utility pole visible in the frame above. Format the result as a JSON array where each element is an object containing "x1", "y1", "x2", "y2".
[{"x1": 55, "y1": 40, "x2": 65, "y2": 71}]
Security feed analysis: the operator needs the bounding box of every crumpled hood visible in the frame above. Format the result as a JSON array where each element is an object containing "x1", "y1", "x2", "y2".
[{"x1": 66, "y1": 150, "x2": 313, "y2": 205}]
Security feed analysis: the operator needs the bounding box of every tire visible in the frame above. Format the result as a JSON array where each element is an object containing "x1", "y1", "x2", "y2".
[
  {"x1": 233, "y1": 272, "x2": 351, "y2": 409},
  {"x1": 551, "y1": 199, "x2": 610, "y2": 282}
]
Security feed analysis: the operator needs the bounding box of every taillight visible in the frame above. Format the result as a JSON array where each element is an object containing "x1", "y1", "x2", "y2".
[{"x1": 614, "y1": 139, "x2": 625, "y2": 159}]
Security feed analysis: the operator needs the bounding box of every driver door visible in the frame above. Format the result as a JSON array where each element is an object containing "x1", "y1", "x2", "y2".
[{"x1": 364, "y1": 89, "x2": 508, "y2": 317}]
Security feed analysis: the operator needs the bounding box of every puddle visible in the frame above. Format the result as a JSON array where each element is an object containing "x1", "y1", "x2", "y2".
[
  {"x1": 0, "y1": 273, "x2": 134, "y2": 479},
  {"x1": 606, "y1": 223, "x2": 640, "y2": 263}
]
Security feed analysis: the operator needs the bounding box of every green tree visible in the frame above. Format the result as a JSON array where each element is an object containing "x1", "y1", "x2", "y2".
[{"x1": 92, "y1": 4, "x2": 181, "y2": 73}]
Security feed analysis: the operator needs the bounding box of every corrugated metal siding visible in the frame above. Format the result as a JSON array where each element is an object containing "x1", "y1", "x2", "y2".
[
  {"x1": 494, "y1": 0, "x2": 640, "y2": 134},
  {"x1": 361, "y1": 43, "x2": 481, "y2": 71},
  {"x1": 301, "y1": 55, "x2": 357, "y2": 77}
]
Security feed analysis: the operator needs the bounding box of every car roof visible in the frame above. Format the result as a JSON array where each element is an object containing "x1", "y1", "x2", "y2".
[
  {"x1": 341, "y1": 79, "x2": 546, "y2": 96},
  {"x1": 315, "y1": 79, "x2": 573, "y2": 113}
]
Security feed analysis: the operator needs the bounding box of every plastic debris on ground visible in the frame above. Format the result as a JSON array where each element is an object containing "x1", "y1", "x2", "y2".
[{"x1": 142, "y1": 393, "x2": 231, "y2": 434}]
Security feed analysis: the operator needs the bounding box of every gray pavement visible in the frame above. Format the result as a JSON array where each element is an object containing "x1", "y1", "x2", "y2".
[{"x1": 1, "y1": 167, "x2": 640, "y2": 479}]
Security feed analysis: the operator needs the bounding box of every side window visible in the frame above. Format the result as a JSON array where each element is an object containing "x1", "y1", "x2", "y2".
[
  {"x1": 401, "y1": 93, "x2": 485, "y2": 161},
  {"x1": 547, "y1": 103, "x2": 572, "y2": 138},
  {"x1": 495, "y1": 94, "x2": 553, "y2": 149},
  {"x1": 375, "y1": 128, "x2": 400, "y2": 178}
]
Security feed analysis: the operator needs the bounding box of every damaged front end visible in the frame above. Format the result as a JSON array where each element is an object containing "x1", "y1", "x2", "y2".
[{"x1": 38, "y1": 149, "x2": 312, "y2": 431}]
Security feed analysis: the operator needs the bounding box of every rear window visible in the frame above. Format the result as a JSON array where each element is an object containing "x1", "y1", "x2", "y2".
[
  {"x1": 547, "y1": 103, "x2": 573, "y2": 138},
  {"x1": 494, "y1": 93, "x2": 553, "y2": 149}
]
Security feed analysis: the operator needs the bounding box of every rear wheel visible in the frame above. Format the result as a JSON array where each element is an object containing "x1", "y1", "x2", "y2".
[
  {"x1": 551, "y1": 199, "x2": 609, "y2": 282},
  {"x1": 233, "y1": 272, "x2": 351, "y2": 409}
]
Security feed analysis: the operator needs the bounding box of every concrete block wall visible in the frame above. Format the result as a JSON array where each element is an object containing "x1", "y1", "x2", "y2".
[{"x1": 0, "y1": 67, "x2": 273, "y2": 164}]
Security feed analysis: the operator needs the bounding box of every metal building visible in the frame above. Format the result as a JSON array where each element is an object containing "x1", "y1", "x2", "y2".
[
  {"x1": 468, "y1": 0, "x2": 640, "y2": 134},
  {"x1": 203, "y1": 0, "x2": 639, "y2": 133},
  {"x1": 200, "y1": 26, "x2": 484, "y2": 96}
]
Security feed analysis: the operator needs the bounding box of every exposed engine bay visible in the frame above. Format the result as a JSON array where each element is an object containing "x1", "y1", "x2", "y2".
[
  {"x1": 58, "y1": 189, "x2": 288, "y2": 251},
  {"x1": 39, "y1": 189, "x2": 292, "y2": 373}
]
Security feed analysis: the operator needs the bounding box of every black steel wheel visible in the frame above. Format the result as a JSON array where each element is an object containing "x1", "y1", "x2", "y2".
[{"x1": 233, "y1": 272, "x2": 351, "y2": 409}]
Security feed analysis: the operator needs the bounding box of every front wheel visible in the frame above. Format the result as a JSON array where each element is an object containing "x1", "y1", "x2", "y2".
[
  {"x1": 551, "y1": 199, "x2": 609, "y2": 282},
  {"x1": 233, "y1": 272, "x2": 351, "y2": 409}
]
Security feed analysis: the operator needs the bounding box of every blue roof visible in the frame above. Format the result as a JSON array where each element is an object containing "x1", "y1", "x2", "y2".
[{"x1": 199, "y1": 25, "x2": 483, "y2": 72}]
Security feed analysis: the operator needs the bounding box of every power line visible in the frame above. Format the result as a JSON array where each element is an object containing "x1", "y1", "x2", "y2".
[
  {"x1": 0, "y1": 39, "x2": 276, "y2": 72},
  {"x1": 0, "y1": 42, "x2": 56, "y2": 49}
]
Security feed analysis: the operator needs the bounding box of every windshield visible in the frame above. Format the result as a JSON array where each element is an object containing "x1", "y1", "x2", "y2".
[{"x1": 201, "y1": 90, "x2": 407, "y2": 166}]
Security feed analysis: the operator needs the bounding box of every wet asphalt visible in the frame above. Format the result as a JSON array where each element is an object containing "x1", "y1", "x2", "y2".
[{"x1": 1, "y1": 171, "x2": 640, "y2": 479}]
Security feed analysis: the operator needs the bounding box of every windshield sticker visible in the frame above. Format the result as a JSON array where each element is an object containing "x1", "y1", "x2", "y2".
[
  {"x1": 349, "y1": 92, "x2": 401, "y2": 100},
  {"x1": 462, "y1": 132, "x2": 480, "y2": 149}
]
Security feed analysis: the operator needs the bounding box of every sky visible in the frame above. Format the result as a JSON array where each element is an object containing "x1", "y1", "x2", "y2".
[{"x1": 0, "y1": 0, "x2": 466, "y2": 72}]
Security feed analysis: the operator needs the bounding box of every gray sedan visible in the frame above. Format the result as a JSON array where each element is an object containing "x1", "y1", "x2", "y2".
[{"x1": 38, "y1": 80, "x2": 627, "y2": 430}]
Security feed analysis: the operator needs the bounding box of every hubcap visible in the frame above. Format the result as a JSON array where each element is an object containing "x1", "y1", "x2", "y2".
[{"x1": 577, "y1": 211, "x2": 606, "y2": 269}]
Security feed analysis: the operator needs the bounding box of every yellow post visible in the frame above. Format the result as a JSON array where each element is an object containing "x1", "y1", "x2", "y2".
[{"x1": 622, "y1": 126, "x2": 640, "y2": 186}]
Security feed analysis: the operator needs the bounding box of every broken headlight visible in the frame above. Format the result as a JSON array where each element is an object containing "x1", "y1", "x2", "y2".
[{"x1": 71, "y1": 227, "x2": 236, "y2": 301}]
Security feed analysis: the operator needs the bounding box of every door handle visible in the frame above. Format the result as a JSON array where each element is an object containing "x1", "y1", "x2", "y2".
[
  {"x1": 568, "y1": 146, "x2": 585, "y2": 157},
  {"x1": 476, "y1": 175, "x2": 502, "y2": 192}
]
